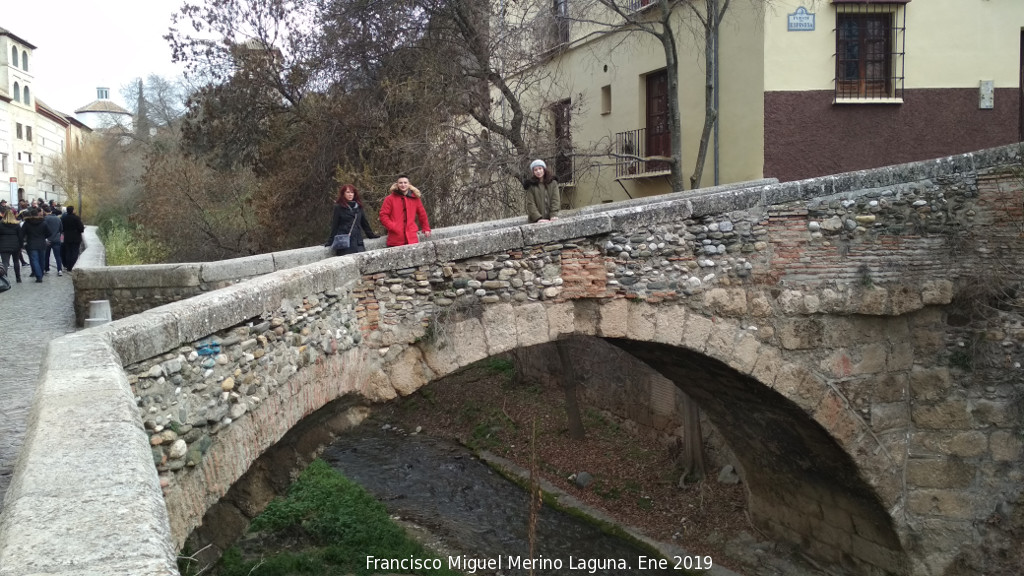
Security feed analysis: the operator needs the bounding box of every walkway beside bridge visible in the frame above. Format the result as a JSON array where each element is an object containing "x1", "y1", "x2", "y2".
[{"x1": 0, "y1": 227, "x2": 103, "y2": 513}]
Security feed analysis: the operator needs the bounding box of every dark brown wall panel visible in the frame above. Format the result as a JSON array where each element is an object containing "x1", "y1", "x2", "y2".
[{"x1": 764, "y1": 88, "x2": 1020, "y2": 182}]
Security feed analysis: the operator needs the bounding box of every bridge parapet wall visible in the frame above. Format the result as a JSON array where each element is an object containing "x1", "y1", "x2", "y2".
[{"x1": 71, "y1": 179, "x2": 779, "y2": 326}]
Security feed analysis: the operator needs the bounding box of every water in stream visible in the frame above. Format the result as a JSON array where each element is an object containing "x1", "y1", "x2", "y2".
[{"x1": 322, "y1": 426, "x2": 697, "y2": 575}]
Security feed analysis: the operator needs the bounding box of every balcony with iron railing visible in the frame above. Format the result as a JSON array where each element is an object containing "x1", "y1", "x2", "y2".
[
  {"x1": 614, "y1": 128, "x2": 671, "y2": 179},
  {"x1": 625, "y1": 0, "x2": 655, "y2": 13}
]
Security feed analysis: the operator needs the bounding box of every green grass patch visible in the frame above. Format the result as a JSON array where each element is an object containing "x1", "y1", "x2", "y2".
[
  {"x1": 484, "y1": 357, "x2": 516, "y2": 380},
  {"x1": 195, "y1": 460, "x2": 460, "y2": 576},
  {"x1": 98, "y1": 218, "x2": 168, "y2": 265}
]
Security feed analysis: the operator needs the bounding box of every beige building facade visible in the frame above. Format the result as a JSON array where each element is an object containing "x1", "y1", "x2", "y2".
[
  {"x1": 523, "y1": 0, "x2": 1024, "y2": 207},
  {"x1": 0, "y1": 26, "x2": 90, "y2": 205}
]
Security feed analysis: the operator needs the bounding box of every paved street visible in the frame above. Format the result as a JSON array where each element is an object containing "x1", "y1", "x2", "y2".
[
  {"x1": 0, "y1": 228, "x2": 102, "y2": 514},
  {"x1": 0, "y1": 257, "x2": 77, "y2": 511}
]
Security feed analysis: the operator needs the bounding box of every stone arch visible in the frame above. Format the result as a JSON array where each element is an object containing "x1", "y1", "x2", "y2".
[
  {"x1": 369, "y1": 298, "x2": 907, "y2": 575},
  {"x1": 170, "y1": 291, "x2": 907, "y2": 576}
]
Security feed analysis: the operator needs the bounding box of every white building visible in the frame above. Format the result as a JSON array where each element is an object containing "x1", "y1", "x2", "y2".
[
  {"x1": 0, "y1": 25, "x2": 91, "y2": 205},
  {"x1": 74, "y1": 86, "x2": 132, "y2": 131}
]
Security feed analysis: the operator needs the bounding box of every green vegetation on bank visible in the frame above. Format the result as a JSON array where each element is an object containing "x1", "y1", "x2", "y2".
[
  {"x1": 97, "y1": 216, "x2": 168, "y2": 265},
  {"x1": 186, "y1": 460, "x2": 460, "y2": 576}
]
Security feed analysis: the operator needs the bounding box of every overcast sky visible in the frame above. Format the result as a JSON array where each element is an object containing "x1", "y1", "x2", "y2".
[{"x1": 5, "y1": 0, "x2": 186, "y2": 114}]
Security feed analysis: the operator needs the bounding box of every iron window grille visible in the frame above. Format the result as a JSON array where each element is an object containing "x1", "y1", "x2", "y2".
[{"x1": 834, "y1": 2, "x2": 906, "y2": 101}]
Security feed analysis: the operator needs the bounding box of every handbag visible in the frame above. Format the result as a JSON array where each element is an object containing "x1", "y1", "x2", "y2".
[{"x1": 330, "y1": 216, "x2": 359, "y2": 251}]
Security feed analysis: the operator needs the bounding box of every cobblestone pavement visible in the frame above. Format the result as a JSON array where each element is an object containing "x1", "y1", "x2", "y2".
[{"x1": 0, "y1": 255, "x2": 78, "y2": 513}]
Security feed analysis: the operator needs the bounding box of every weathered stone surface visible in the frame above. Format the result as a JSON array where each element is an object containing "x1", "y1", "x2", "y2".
[
  {"x1": 921, "y1": 279, "x2": 954, "y2": 305},
  {"x1": 990, "y1": 430, "x2": 1023, "y2": 461},
  {"x1": 653, "y1": 304, "x2": 686, "y2": 345},
  {"x1": 969, "y1": 399, "x2": 1015, "y2": 427},
  {"x1": 546, "y1": 302, "x2": 575, "y2": 338},
  {"x1": 750, "y1": 345, "x2": 785, "y2": 387},
  {"x1": 870, "y1": 402, "x2": 909, "y2": 432},
  {"x1": 906, "y1": 458, "x2": 976, "y2": 489},
  {"x1": 728, "y1": 331, "x2": 761, "y2": 374},
  {"x1": 597, "y1": 298, "x2": 628, "y2": 338},
  {"x1": 681, "y1": 313, "x2": 714, "y2": 352},
  {"x1": 201, "y1": 255, "x2": 275, "y2": 284},
  {"x1": 774, "y1": 363, "x2": 827, "y2": 412},
  {"x1": 910, "y1": 366, "x2": 952, "y2": 401},
  {"x1": 703, "y1": 288, "x2": 747, "y2": 316},
  {"x1": 514, "y1": 303, "x2": 549, "y2": 348},
  {"x1": 778, "y1": 318, "x2": 823, "y2": 350},
  {"x1": 907, "y1": 489, "x2": 977, "y2": 519},
  {"x1": 912, "y1": 399, "x2": 973, "y2": 430},
  {"x1": 910, "y1": 431, "x2": 988, "y2": 458},
  {"x1": 434, "y1": 228, "x2": 525, "y2": 262},
  {"x1": 452, "y1": 318, "x2": 488, "y2": 367},
  {"x1": 389, "y1": 347, "x2": 428, "y2": 396},
  {"x1": 626, "y1": 302, "x2": 656, "y2": 342},
  {"x1": 482, "y1": 303, "x2": 518, "y2": 356}
]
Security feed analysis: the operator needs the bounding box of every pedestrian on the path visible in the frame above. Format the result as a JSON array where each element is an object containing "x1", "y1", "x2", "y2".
[
  {"x1": 60, "y1": 207, "x2": 86, "y2": 272},
  {"x1": 326, "y1": 184, "x2": 377, "y2": 256},
  {"x1": 523, "y1": 159, "x2": 560, "y2": 223},
  {"x1": 0, "y1": 209, "x2": 24, "y2": 283},
  {"x1": 41, "y1": 205, "x2": 63, "y2": 276},
  {"x1": 20, "y1": 208, "x2": 48, "y2": 283},
  {"x1": 379, "y1": 175, "x2": 431, "y2": 247}
]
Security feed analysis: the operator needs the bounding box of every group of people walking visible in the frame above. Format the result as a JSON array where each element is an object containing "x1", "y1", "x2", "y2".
[
  {"x1": 0, "y1": 197, "x2": 85, "y2": 284},
  {"x1": 325, "y1": 162, "x2": 560, "y2": 256}
]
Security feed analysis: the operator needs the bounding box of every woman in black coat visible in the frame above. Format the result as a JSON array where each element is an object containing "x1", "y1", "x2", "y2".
[
  {"x1": 0, "y1": 208, "x2": 24, "y2": 282},
  {"x1": 325, "y1": 184, "x2": 377, "y2": 255}
]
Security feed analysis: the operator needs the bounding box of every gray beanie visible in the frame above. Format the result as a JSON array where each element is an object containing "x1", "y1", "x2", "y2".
[{"x1": 530, "y1": 159, "x2": 547, "y2": 171}]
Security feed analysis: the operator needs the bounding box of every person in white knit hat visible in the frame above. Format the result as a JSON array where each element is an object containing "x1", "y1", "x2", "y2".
[{"x1": 524, "y1": 159, "x2": 560, "y2": 223}]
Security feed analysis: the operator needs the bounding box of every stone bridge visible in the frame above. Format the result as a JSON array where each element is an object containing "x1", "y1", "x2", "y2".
[{"x1": 1, "y1": 145, "x2": 1023, "y2": 576}]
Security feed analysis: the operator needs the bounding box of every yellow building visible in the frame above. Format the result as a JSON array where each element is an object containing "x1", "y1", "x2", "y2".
[{"x1": 526, "y1": 0, "x2": 1024, "y2": 207}]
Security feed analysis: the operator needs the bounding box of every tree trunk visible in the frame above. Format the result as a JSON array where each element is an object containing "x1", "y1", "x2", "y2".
[
  {"x1": 556, "y1": 340, "x2": 586, "y2": 440},
  {"x1": 678, "y1": 391, "x2": 706, "y2": 486},
  {"x1": 660, "y1": 17, "x2": 685, "y2": 193},
  {"x1": 690, "y1": 0, "x2": 720, "y2": 190}
]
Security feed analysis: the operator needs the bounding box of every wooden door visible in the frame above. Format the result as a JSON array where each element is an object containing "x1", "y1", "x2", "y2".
[{"x1": 645, "y1": 70, "x2": 670, "y2": 172}]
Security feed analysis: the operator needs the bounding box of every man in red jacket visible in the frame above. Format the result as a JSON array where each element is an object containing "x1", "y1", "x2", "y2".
[{"x1": 379, "y1": 175, "x2": 431, "y2": 247}]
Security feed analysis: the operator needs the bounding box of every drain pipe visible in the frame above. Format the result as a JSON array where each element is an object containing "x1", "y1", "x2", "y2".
[{"x1": 713, "y1": 2, "x2": 720, "y2": 186}]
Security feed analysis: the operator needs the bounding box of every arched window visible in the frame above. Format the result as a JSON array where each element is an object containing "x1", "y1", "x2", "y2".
[
  {"x1": 11, "y1": 47, "x2": 18, "y2": 68},
  {"x1": 21, "y1": 50, "x2": 28, "y2": 71},
  {"x1": 23, "y1": 85, "x2": 30, "y2": 105},
  {"x1": 13, "y1": 81, "x2": 20, "y2": 103}
]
